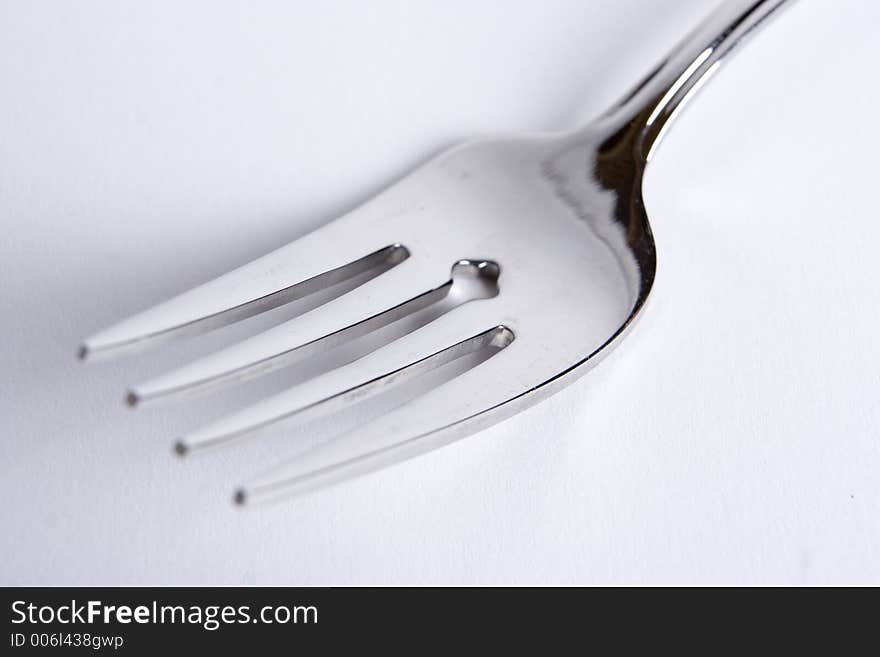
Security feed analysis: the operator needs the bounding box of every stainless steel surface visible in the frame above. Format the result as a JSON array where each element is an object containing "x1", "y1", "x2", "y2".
[{"x1": 81, "y1": 0, "x2": 791, "y2": 505}]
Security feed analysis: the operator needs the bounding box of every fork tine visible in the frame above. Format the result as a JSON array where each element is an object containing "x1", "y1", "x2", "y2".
[
  {"x1": 127, "y1": 259, "x2": 446, "y2": 404},
  {"x1": 129, "y1": 259, "x2": 500, "y2": 404},
  {"x1": 174, "y1": 302, "x2": 503, "y2": 455},
  {"x1": 78, "y1": 216, "x2": 409, "y2": 360},
  {"x1": 234, "y1": 330, "x2": 519, "y2": 505}
]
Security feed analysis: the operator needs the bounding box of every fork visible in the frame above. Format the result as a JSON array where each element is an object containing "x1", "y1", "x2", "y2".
[{"x1": 80, "y1": 0, "x2": 792, "y2": 505}]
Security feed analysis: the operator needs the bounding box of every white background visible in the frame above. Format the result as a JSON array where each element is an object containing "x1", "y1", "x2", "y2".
[{"x1": 1, "y1": 0, "x2": 877, "y2": 584}]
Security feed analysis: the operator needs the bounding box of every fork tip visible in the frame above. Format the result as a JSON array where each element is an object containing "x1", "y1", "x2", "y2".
[
  {"x1": 125, "y1": 390, "x2": 140, "y2": 408},
  {"x1": 77, "y1": 344, "x2": 89, "y2": 361},
  {"x1": 173, "y1": 440, "x2": 188, "y2": 457}
]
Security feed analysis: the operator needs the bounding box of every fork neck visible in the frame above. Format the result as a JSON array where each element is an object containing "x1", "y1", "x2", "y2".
[{"x1": 582, "y1": 0, "x2": 791, "y2": 163}]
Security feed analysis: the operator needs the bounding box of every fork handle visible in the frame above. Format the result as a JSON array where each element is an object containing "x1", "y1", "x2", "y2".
[{"x1": 599, "y1": 0, "x2": 792, "y2": 161}]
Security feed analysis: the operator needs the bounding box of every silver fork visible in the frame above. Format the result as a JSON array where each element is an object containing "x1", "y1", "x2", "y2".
[{"x1": 80, "y1": 0, "x2": 791, "y2": 505}]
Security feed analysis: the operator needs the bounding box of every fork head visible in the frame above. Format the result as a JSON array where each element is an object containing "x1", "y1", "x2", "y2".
[{"x1": 80, "y1": 0, "x2": 788, "y2": 504}]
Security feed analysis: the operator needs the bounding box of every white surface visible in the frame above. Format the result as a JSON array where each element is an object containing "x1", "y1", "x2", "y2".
[{"x1": 1, "y1": 0, "x2": 878, "y2": 585}]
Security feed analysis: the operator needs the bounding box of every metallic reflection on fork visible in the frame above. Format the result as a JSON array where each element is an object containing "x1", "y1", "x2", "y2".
[{"x1": 80, "y1": 0, "x2": 793, "y2": 505}]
